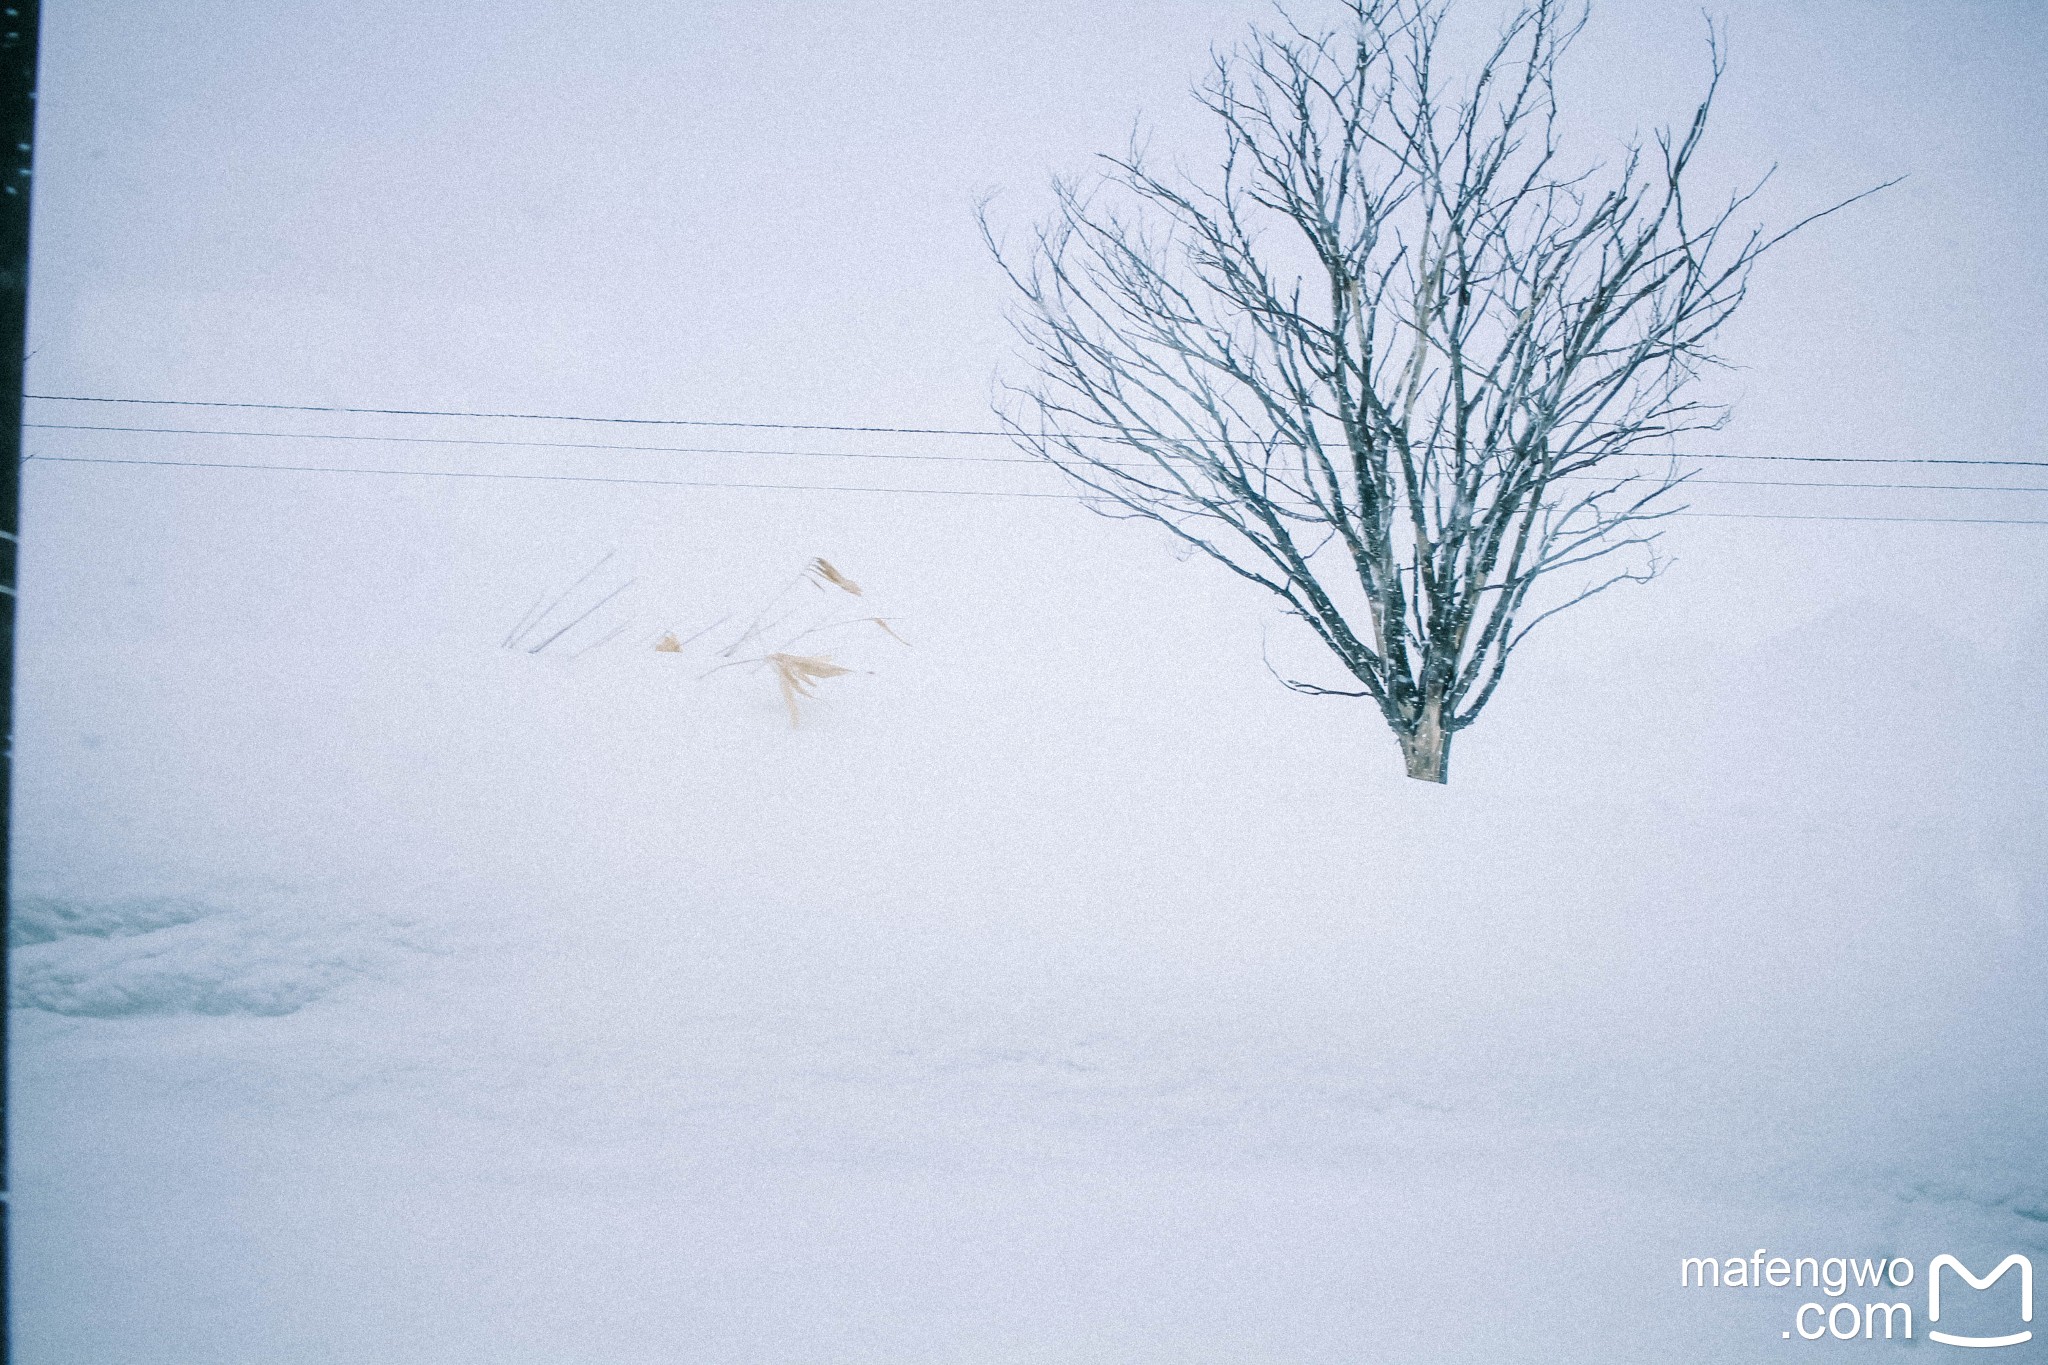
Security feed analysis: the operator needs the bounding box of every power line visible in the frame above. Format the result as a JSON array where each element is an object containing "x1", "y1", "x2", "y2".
[
  {"x1": 25, "y1": 393, "x2": 2048, "y2": 470},
  {"x1": 25, "y1": 392, "x2": 1022, "y2": 440},
  {"x1": 25, "y1": 421, "x2": 1052, "y2": 466},
  {"x1": 1681, "y1": 511, "x2": 2048, "y2": 528},
  {"x1": 26, "y1": 453, "x2": 1077, "y2": 499},
  {"x1": 27, "y1": 419, "x2": 2048, "y2": 496},
  {"x1": 31, "y1": 452, "x2": 2048, "y2": 526}
]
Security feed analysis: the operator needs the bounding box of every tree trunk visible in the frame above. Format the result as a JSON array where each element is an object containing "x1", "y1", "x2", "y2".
[{"x1": 1398, "y1": 700, "x2": 1451, "y2": 783}]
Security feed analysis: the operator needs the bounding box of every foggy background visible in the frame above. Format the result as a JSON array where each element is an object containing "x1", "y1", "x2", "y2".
[{"x1": 13, "y1": 1, "x2": 2048, "y2": 1361}]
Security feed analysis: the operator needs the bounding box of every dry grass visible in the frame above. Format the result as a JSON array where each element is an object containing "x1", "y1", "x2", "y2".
[
  {"x1": 683, "y1": 560, "x2": 897, "y2": 723},
  {"x1": 765, "y1": 652, "x2": 856, "y2": 727},
  {"x1": 809, "y1": 558, "x2": 863, "y2": 596}
]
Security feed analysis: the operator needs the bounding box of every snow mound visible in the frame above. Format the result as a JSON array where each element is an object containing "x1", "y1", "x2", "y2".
[
  {"x1": 10, "y1": 895, "x2": 215, "y2": 946},
  {"x1": 10, "y1": 893, "x2": 431, "y2": 1018}
]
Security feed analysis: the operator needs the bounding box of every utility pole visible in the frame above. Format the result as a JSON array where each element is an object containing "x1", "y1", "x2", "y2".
[{"x1": 0, "y1": 3, "x2": 40, "y2": 1360}]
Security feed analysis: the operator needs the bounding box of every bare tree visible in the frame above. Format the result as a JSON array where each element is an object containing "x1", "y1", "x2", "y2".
[{"x1": 984, "y1": 0, "x2": 1884, "y2": 782}]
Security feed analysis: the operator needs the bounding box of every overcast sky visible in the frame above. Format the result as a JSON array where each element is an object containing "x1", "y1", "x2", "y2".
[
  {"x1": 30, "y1": 0, "x2": 2048, "y2": 431},
  {"x1": 22, "y1": 0, "x2": 2048, "y2": 658}
]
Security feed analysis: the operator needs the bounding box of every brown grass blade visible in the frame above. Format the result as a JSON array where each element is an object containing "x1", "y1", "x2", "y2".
[
  {"x1": 810, "y1": 558, "x2": 862, "y2": 596},
  {"x1": 765, "y1": 651, "x2": 856, "y2": 727}
]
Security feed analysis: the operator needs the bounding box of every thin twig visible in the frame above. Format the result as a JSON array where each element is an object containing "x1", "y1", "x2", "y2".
[{"x1": 525, "y1": 577, "x2": 637, "y2": 655}]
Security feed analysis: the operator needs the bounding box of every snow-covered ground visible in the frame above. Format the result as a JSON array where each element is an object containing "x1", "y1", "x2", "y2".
[{"x1": 13, "y1": 483, "x2": 2046, "y2": 1362}]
